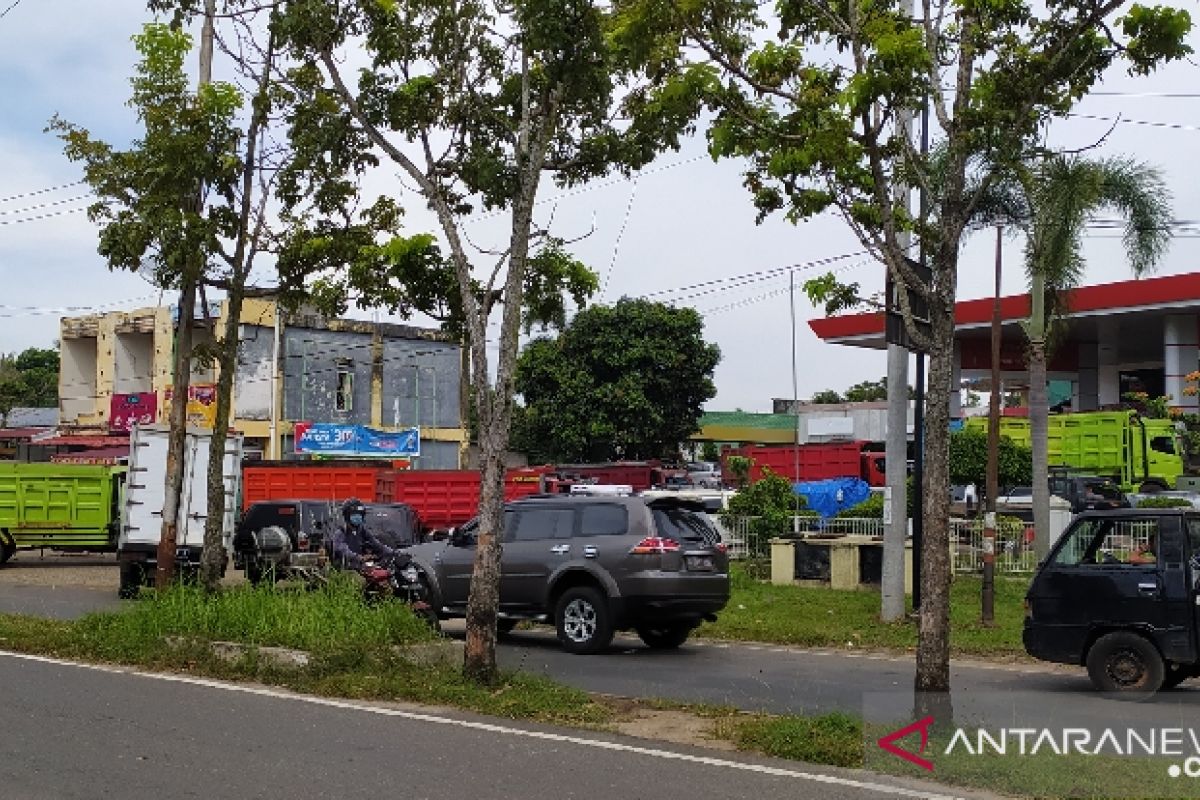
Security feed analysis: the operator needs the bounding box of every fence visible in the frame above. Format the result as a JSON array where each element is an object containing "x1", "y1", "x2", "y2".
[{"x1": 721, "y1": 514, "x2": 1040, "y2": 575}]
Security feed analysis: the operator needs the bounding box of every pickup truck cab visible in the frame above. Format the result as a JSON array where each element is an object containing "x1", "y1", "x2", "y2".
[{"x1": 1024, "y1": 509, "x2": 1200, "y2": 693}]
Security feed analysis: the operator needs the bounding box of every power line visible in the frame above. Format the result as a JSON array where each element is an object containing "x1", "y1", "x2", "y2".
[
  {"x1": 0, "y1": 194, "x2": 93, "y2": 217},
  {"x1": 0, "y1": 206, "x2": 88, "y2": 226},
  {"x1": 0, "y1": 180, "x2": 86, "y2": 204},
  {"x1": 0, "y1": 0, "x2": 24, "y2": 20},
  {"x1": 1066, "y1": 112, "x2": 1200, "y2": 133}
]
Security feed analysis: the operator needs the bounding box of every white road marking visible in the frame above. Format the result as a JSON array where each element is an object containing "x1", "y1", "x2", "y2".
[{"x1": 0, "y1": 649, "x2": 964, "y2": 800}]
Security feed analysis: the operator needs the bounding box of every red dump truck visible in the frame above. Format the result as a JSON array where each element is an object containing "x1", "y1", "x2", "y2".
[{"x1": 722, "y1": 442, "x2": 886, "y2": 486}]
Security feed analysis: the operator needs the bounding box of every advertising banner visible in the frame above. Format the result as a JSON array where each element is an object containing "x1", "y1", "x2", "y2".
[
  {"x1": 161, "y1": 384, "x2": 218, "y2": 429},
  {"x1": 110, "y1": 392, "x2": 158, "y2": 432},
  {"x1": 294, "y1": 422, "x2": 420, "y2": 457}
]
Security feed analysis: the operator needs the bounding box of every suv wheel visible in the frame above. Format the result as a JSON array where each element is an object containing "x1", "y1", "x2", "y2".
[
  {"x1": 636, "y1": 623, "x2": 693, "y2": 650},
  {"x1": 496, "y1": 618, "x2": 518, "y2": 635},
  {"x1": 555, "y1": 586, "x2": 613, "y2": 654},
  {"x1": 1086, "y1": 632, "x2": 1164, "y2": 693}
]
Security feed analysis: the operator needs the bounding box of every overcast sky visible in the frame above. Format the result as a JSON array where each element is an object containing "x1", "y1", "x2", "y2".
[{"x1": 2, "y1": 1, "x2": 1199, "y2": 413}]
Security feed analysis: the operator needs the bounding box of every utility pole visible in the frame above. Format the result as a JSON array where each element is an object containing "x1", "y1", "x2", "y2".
[
  {"x1": 982, "y1": 226, "x2": 1002, "y2": 623},
  {"x1": 156, "y1": 0, "x2": 215, "y2": 588},
  {"x1": 790, "y1": 271, "x2": 801, "y2": 531}
]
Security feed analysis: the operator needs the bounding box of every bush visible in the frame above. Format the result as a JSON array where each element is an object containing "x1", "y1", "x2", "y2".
[
  {"x1": 1135, "y1": 496, "x2": 1194, "y2": 509},
  {"x1": 837, "y1": 492, "x2": 883, "y2": 518}
]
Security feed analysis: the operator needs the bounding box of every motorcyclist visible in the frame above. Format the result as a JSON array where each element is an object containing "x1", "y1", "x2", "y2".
[{"x1": 331, "y1": 498, "x2": 398, "y2": 571}]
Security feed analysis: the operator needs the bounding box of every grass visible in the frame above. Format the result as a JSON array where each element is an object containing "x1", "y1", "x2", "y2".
[{"x1": 697, "y1": 564, "x2": 1027, "y2": 656}]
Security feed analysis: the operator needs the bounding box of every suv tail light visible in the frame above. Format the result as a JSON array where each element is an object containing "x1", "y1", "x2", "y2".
[{"x1": 630, "y1": 537, "x2": 681, "y2": 554}]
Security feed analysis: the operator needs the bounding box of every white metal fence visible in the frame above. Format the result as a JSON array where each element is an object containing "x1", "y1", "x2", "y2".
[{"x1": 721, "y1": 514, "x2": 1041, "y2": 575}]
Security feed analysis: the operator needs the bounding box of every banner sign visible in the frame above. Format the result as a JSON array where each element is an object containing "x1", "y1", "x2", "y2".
[
  {"x1": 110, "y1": 392, "x2": 158, "y2": 432},
  {"x1": 294, "y1": 423, "x2": 420, "y2": 457},
  {"x1": 161, "y1": 384, "x2": 218, "y2": 429}
]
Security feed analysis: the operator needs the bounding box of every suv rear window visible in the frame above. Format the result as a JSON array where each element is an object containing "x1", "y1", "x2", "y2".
[
  {"x1": 242, "y1": 504, "x2": 300, "y2": 534},
  {"x1": 652, "y1": 507, "x2": 720, "y2": 546}
]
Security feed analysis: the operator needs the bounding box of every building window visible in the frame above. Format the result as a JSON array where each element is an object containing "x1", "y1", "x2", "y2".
[{"x1": 336, "y1": 363, "x2": 354, "y2": 412}]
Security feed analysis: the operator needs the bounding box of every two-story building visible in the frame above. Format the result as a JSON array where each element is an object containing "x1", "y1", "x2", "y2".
[{"x1": 58, "y1": 297, "x2": 465, "y2": 468}]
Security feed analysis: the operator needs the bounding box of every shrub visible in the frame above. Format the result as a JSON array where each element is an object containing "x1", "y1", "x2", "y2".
[{"x1": 1135, "y1": 496, "x2": 1194, "y2": 509}]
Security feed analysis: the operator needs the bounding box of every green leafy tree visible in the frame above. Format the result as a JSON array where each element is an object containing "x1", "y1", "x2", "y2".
[
  {"x1": 52, "y1": 17, "x2": 244, "y2": 587},
  {"x1": 809, "y1": 390, "x2": 843, "y2": 405},
  {"x1": 627, "y1": 0, "x2": 1191, "y2": 698},
  {"x1": 845, "y1": 379, "x2": 888, "y2": 403},
  {"x1": 948, "y1": 429, "x2": 1032, "y2": 491},
  {"x1": 700, "y1": 441, "x2": 720, "y2": 463},
  {"x1": 0, "y1": 348, "x2": 60, "y2": 424},
  {"x1": 515, "y1": 299, "x2": 720, "y2": 462},
  {"x1": 721, "y1": 469, "x2": 811, "y2": 553},
  {"x1": 274, "y1": 0, "x2": 707, "y2": 684}
]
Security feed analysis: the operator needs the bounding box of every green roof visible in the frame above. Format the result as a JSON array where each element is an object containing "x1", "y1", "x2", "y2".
[{"x1": 699, "y1": 411, "x2": 798, "y2": 430}]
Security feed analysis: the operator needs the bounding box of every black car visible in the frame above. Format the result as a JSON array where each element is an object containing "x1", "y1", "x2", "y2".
[
  {"x1": 404, "y1": 495, "x2": 730, "y2": 654},
  {"x1": 233, "y1": 500, "x2": 337, "y2": 584},
  {"x1": 1024, "y1": 509, "x2": 1200, "y2": 692}
]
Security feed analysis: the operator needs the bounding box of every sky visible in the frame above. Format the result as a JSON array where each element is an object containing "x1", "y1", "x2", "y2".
[{"x1": 2, "y1": 1, "x2": 1199, "y2": 414}]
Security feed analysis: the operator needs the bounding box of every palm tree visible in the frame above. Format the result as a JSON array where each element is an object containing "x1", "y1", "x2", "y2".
[{"x1": 1019, "y1": 155, "x2": 1172, "y2": 557}]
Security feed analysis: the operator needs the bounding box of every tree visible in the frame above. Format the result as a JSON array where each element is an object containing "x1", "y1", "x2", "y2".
[
  {"x1": 52, "y1": 12, "x2": 242, "y2": 587},
  {"x1": 809, "y1": 390, "x2": 843, "y2": 404},
  {"x1": 514, "y1": 299, "x2": 720, "y2": 462},
  {"x1": 0, "y1": 348, "x2": 60, "y2": 424},
  {"x1": 275, "y1": 1, "x2": 704, "y2": 684},
  {"x1": 949, "y1": 428, "x2": 1031, "y2": 490},
  {"x1": 629, "y1": 0, "x2": 1191, "y2": 701},
  {"x1": 1019, "y1": 156, "x2": 1171, "y2": 558},
  {"x1": 845, "y1": 379, "x2": 888, "y2": 403}
]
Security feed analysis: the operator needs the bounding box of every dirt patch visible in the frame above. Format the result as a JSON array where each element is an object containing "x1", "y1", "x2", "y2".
[
  {"x1": 0, "y1": 555, "x2": 119, "y2": 588},
  {"x1": 610, "y1": 707, "x2": 738, "y2": 752}
]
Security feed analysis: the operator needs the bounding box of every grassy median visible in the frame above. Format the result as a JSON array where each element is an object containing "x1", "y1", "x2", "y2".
[{"x1": 697, "y1": 565, "x2": 1028, "y2": 657}]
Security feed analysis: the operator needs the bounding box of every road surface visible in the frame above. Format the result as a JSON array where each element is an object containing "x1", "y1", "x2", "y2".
[
  {"x1": 2, "y1": 581, "x2": 1195, "y2": 732},
  {"x1": 0, "y1": 650, "x2": 981, "y2": 800}
]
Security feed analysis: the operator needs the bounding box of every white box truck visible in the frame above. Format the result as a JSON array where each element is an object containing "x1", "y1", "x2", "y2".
[{"x1": 118, "y1": 425, "x2": 243, "y2": 597}]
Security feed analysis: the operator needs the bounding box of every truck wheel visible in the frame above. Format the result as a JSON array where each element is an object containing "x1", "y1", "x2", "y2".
[
  {"x1": 636, "y1": 623, "x2": 693, "y2": 650},
  {"x1": 0, "y1": 541, "x2": 15, "y2": 565},
  {"x1": 118, "y1": 561, "x2": 142, "y2": 600},
  {"x1": 555, "y1": 586, "x2": 613, "y2": 654},
  {"x1": 1086, "y1": 632, "x2": 1164, "y2": 694}
]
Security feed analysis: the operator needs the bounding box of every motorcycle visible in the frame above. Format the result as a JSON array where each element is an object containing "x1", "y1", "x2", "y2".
[{"x1": 359, "y1": 553, "x2": 441, "y2": 632}]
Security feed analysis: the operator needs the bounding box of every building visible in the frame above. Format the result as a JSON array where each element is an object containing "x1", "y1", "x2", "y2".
[
  {"x1": 809, "y1": 272, "x2": 1200, "y2": 417},
  {"x1": 59, "y1": 298, "x2": 465, "y2": 468},
  {"x1": 771, "y1": 399, "x2": 914, "y2": 443}
]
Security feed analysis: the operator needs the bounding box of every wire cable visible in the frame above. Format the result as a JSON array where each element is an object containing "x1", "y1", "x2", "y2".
[{"x1": 0, "y1": 180, "x2": 86, "y2": 204}]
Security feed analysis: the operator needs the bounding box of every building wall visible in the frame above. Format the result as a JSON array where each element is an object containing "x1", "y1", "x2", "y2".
[
  {"x1": 234, "y1": 324, "x2": 275, "y2": 422},
  {"x1": 281, "y1": 327, "x2": 375, "y2": 424},
  {"x1": 59, "y1": 336, "x2": 97, "y2": 422},
  {"x1": 380, "y1": 339, "x2": 461, "y2": 429}
]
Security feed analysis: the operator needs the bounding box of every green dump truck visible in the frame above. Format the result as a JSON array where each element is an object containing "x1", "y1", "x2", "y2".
[
  {"x1": 964, "y1": 410, "x2": 1184, "y2": 493},
  {"x1": 0, "y1": 463, "x2": 125, "y2": 563}
]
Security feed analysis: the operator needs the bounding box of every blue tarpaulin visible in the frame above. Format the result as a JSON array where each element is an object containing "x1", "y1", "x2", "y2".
[{"x1": 793, "y1": 478, "x2": 872, "y2": 518}]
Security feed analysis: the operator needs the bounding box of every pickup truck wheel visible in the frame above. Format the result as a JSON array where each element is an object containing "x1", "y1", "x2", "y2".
[
  {"x1": 1086, "y1": 632, "x2": 1164, "y2": 694},
  {"x1": 555, "y1": 586, "x2": 613, "y2": 654},
  {"x1": 496, "y1": 618, "x2": 518, "y2": 635},
  {"x1": 118, "y1": 561, "x2": 142, "y2": 600},
  {"x1": 636, "y1": 623, "x2": 693, "y2": 650},
  {"x1": 1162, "y1": 663, "x2": 1194, "y2": 690}
]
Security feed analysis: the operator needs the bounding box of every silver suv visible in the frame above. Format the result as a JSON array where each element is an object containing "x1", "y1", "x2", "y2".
[{"x1": 405, "y1": 495, "x2": 730, "y2": 653}]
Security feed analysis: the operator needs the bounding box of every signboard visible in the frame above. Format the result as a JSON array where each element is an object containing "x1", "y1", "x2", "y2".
[
  {"x1": 293, "y1": 422, "x2": 420, "y2": 458},
  {"x1": 110, "y1": 392, "x2": 158, "y2": 432},
  {"x1": 885, "y1": 256, "x2": 932, "y2": 352},
  {"x1": 161, "y1": 384, "x2": 218, "y2": 429}
]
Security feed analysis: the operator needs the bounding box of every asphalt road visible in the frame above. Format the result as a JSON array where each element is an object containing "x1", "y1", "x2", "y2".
[
  {"x1": 2, "y1": 580, "x2": 1196, "y2": 733},
  {"x1": 0, "y1": 650, "x2": 982, "y2": 800}
]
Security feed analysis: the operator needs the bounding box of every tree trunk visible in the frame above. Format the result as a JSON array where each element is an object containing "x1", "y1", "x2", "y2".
[
  {"x1": 199, "y1": 288, "x2": 243, "y2": 592},
  {"x1": 915, "y1": 267, "x2": 955, "y2": 701},
  {"x1": 462, "y1": 387, "x2": 508, "y2": 685},
  {"x1": 156, "y1": 279, "x2": 196, "y2": 588},
  {"x1": 1029, "y1": 339, "x2": 1050, "y2": 559}
]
